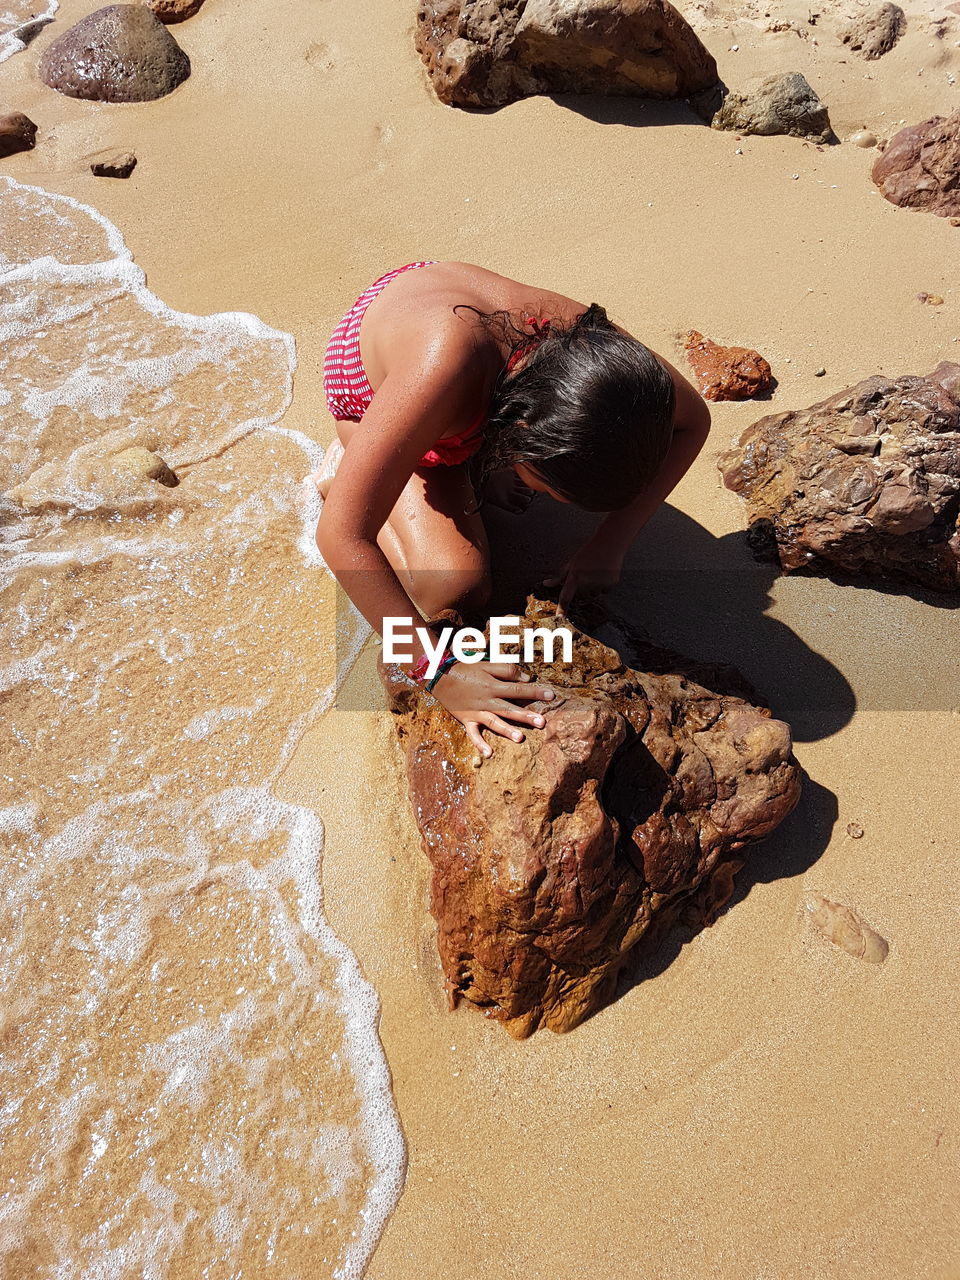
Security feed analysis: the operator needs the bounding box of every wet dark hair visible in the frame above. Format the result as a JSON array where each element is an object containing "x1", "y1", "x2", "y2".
[{"x1": 459, "y1": 303, "x2": 676, "y2": 512}]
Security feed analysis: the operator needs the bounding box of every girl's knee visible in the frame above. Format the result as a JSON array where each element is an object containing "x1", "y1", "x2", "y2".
[{"x1": 408, "y1": 564, "x2": 491, "y2": 623}]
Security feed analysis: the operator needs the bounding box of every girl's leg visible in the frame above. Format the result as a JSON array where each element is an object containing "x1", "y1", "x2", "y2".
[{"x1": 315, "y1": 435, "x2": 490, "y2": 621}]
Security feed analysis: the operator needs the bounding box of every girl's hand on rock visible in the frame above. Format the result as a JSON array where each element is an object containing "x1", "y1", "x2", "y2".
[
  {"x1": 432, "y1": 660, "x2": 555, "y2": 758},
  {"x1": 544, "y1": 550, "x2": 623, "y2": 617}
]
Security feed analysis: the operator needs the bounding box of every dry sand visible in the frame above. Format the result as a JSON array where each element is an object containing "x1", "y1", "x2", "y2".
[{"x1": 3, "y1": 0, "x2": 960, "y2": 1275}]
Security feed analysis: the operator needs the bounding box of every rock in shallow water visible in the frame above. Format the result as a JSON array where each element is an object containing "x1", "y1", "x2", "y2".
[
  {"x1": 0, "y1": 112, "x2": 37, "y2": 158},
  {"x1": 872, "y1": 111, "x2": 960, "y2": 220},
  {"x1": 382, "y1": 599, "x2": 801, "y2": 1037},
  {"x1": 718, "y1": 363, "x2": 960, "y2": 593},
  {"x1": 415, "y1": 0, "x2": 719, "y2": 110},
  {"x1": 712, "y1": 72, "x2": 832, "y2": 143},
  {"x1": 683, "y1": 330, "x2": 773, "y2": 401},
  {"x1": 39, "y1": 5, "x2": 190, "y2": 103}
]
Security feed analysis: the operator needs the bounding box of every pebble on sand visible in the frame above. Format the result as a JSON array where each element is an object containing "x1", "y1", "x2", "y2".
[
  {"x1": 917, "y1": 292, "x2": 944, "y2": 305},
  {"x1": 683, "y1": 330, "x2": 773, "y2": 401},
  {"x1": 90, "y1": 150, "x2": 137, "y2": 178},
  {"x1": 806, "y1": 895, "x2": 889, "y2": 963},
  {"x1": 147, "y1": 0, "x2": 206, "y2": 22},
  {"x1": 846, "y1": 821, "x2": 865, "y2": 838},
  {"x1": 0, "y1": 112, "x2": 38, "y2": 158},
  {"x1": 849, "y1": 129, "x2": 878, "y2": 148}
]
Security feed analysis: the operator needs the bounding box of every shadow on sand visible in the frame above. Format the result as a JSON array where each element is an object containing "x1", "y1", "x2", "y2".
[{"x1": 485, "y1": 496, "x2": 857, "y2": 743}]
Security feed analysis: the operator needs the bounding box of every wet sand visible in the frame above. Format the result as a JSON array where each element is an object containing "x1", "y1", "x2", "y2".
[{"x1": 3, "y1": 0, "x2": 960, "y2": 1275}]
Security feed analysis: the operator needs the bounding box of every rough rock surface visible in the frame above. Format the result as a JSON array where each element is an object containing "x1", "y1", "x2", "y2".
[
  {"x1": 90, "y1": 150, "x2": 137, "y2": 178},
  {"x1": 718, "y1": 363, "x2": 960, "y2": 593},
  {"x1": 39, "y1": 5, "x2": 190, "y2": 103},
  {"x1": 0, "y1": 112, "x2": 37, "y2": 158},
  {"x1": 146, "y1": 0, "x2": 206, "y2": 22},
  {"x1": 382, "y1": 599, "x2": 801, "y2": 1037},
  {"x1": 683, "y1": 330, "x2": 773, "y2": 401},
  {"x1": 415, "y1": 0, "x2": 719, "y2": 110},
  {"x1": 872, "y1": 111, "x2": 960, "y2": 220},
  {"x1": 712, "y1": 72, "x2": 832, "y2": 143},
  {"x1": 838, "y1": 3, "x2": 905, "y2": 60}
]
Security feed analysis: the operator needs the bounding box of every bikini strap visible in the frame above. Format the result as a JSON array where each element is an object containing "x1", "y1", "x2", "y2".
[{"x1": 506, "y1": 316, "x2": 551, "y2": 373}]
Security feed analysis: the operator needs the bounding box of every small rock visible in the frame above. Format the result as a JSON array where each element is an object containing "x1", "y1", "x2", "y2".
[
  {"x1": 916, "y1": 292, "x2": 944, "y2": 305},
  {"x1": 0, "y1": 112, "x2": 38, "y2": 159},
  {"x1": 146, "y1": 0, "x2": 206, "y2": 21},
  {"x1": 90, "y1": 150, "x2": 137, "y2": 178},
  {"x1": 838, "y1": 3, "x2": 905, "y2": 60},
  {"x1": 806, "y1": 895, "x2": 888, "y2": 963},
  {"x1": 39, "y1": 5, "x2": 190, "y2": 103},
  {"x1": 951, "y1": 218, "x2": 960, "y2": 228},
  {"x1": 873, "y1": 110, "x2": 960, "y2": 220},
  {"x1": 683, "y1": 330, "x2": 773, "y2": 401},
  {"x1": 849, "y1": 128, "x2": 878, "y2": 148},
  {"x1": 712, "y1": 72, "x2": 833, "y2": 143},
  {"x1": 814, "y1": 367, "x2": 826, "y2": 376},
  {"x1": 112, "y1": 446, "x2": 179, "y2": 486},
  {"x1": 846, "y1": 821, "x2": 864, "y2": 838}
]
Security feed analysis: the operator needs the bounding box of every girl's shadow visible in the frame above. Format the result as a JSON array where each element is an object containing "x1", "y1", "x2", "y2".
[{"x1": 485, "y1": 497, "x2": 857, "y2": 742}]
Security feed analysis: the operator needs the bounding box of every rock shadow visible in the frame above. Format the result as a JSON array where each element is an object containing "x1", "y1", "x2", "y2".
[{"x1": 616, "y1": 771, "x2": 839, "y2": 995}]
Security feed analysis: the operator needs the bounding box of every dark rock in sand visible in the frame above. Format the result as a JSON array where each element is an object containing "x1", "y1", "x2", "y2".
[
  {"x1": 872, "y1": 111, "x2": 960, "y2": 220},
  {"x1": 382, "y1": 598, "x2": 801, "y2": 1037},
  {"x1": 712, "y1": 72, "x2": 832, "y2": 143},
  {"x1": 718, "y1": 363, "x2": 960, "y2": 593},
  {"x1": 683, "y1": 330, "x2": 773, "y2": 402},
  {"x1": 90, "y1": 150, "x2": 137, "y2": 178},
  {"x1": 415, "y1": 0, "x2": 719, "y2": 110},
  {"x1": 0, "y1": 112, "x2": 37, "y2": 158},
  {"x1": 39, "y1": 5, "x2": 190, "y2": 103},
  {"x1": 838, "y1": 2, "x2": 905, "y2": 60}
]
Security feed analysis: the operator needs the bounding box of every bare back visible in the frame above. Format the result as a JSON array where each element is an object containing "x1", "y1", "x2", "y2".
[{"x1": 358, "y1": 261, "x2": 590, "y2": 421}]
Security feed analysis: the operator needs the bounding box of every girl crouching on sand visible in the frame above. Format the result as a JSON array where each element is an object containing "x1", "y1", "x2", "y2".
[{"x1": 315, "y1": 260, "x2": 710, "y2": 757}]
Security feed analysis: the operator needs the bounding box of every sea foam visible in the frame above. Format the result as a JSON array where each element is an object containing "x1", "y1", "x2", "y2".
[{"x1": 0, "y1": 177, "x2": 402, "y2": 1279}]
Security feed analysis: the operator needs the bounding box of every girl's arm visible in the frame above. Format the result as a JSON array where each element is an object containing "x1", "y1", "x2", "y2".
[
  {"x1": 316, "y1": 346, "x2": 553, "y2": 755},
  {"x1": 548, "y1": 353, "x2": 711, "y2": 613}
]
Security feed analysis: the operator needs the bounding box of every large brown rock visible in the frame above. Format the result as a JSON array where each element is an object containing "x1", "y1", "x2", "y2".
[
  {"x1": 382, "y1": 600, "x2": 801, "y2": 1037},
  {"x1": 718, "y1": 364, "x2": 960, "y2": 593},
  {"x1": 415, "y1": 0, "x2": 719, "y2": 110},
  {"x1": 39, "y1": 5, "x2": 190, "y2": 103},
  {"x1": 872, "y1": 111, "x2": 960, "y2": 220}
]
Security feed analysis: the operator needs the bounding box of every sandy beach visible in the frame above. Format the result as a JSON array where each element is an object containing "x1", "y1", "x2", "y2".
[{"x1": 2, "y1": 0, "x2": 959, "y2": 1275}]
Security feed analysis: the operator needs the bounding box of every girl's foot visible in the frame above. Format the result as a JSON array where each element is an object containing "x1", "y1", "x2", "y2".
[
  {"x1": 481, "y1": 468, "x2": 535, "y2": 514},
  {"x1": 311, "y1": 438, "x2": 344, "y2": 500}
]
